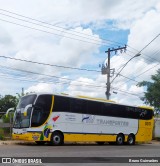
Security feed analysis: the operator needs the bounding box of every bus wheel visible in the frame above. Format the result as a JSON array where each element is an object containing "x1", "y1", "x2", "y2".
[
  {"x1": 96, "y1": 142, "x2": 105, "y2": 145},
  {"x1": 35, "y1": 141, "x2": 46, "y2": 145},
  {"x1": 51, "y1": 131, "x2": 64, "y2": 146},
  {"x1": 127, "y1": 134, "x2": 135, "y2": 145},
  {"x1": 116, "y1": 134, "x2": 124, "y2": 145}
]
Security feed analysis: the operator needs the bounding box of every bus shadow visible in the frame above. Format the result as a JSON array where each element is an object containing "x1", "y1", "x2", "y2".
[{"x1": 15, "y1": 142, "x2": 145, "y2": 147}]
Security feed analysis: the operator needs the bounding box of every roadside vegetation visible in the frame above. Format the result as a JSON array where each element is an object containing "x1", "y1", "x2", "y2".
[
  {"x1": 0, "y1": 95, "x2": 18, "y2": 140},
  {"x1": 137, "y1": 69, "x2": 160, "y2": 115}
]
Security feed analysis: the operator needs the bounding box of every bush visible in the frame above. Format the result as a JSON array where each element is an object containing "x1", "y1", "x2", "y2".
[
  {"x1": 0, "y1": 128, "x2": 4, "y2": 140},
  {"x1": 1, "y1": 113, "x2": 13, "y2": 139},
  {"x1": 2, "y1": 112, "x2": 14, "y2": 123},
  {"x1": 0, "y1": 134, "x2": 4, "y2": 140}
]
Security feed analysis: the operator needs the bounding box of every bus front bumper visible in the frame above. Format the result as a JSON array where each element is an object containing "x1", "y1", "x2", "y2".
[{"x1": 12, "y1": 132, "x2": 49, "y2": 142}]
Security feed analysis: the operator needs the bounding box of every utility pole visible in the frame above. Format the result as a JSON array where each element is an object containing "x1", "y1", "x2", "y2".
[
  {"x1": 106, "y1": 48, "x2": 110, "y2": 100},
  {"x1": 22, "y1": 87, "x2": 24, "y2": 96},
  {"x1": 104, "y1": 45, "x2": 127, "y2": 100}
]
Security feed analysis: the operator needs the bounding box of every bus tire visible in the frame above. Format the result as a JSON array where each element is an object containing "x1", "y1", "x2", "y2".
[
  {"x1": 51, "y1": 131, "x2": 64, "y2": 146},
  {"x1": 127, "y1": 134, "x2": 135, "y2": 145},
  {"x1": 35, "y1": 141, "x2": 46, "y2": 145},
  {"x1": 116, "y1": 134, "x2": 124, "y2": 145},
  {"x1": 96, "y1": 142, "x2": 105, "y2": 145}
]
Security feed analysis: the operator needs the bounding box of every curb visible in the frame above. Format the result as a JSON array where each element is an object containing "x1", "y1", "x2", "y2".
[
  {"x1": 0, "y1": 140, "x2": 160, "y2": 145},
  {"x1": 0, "y1": 140, "x2": 34, "y2": 145}
]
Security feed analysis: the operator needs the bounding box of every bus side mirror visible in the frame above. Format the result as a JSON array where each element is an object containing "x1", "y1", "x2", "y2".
[{"x1": 23, "y1": 104, "x2": 33, "y2": 116}]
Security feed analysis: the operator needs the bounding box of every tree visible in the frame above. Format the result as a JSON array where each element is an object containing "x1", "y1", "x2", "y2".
[
  {"x1": 0, "y1": 95, "x2": 18, "y2": 113},
  {"x1": 137, "y1": 69, "x2": 160, "y2": 114}
]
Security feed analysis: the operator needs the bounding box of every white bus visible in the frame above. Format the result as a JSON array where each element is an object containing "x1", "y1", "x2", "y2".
[{"x1": 12, "y1": 93, "x2": 154, "y2": 145}]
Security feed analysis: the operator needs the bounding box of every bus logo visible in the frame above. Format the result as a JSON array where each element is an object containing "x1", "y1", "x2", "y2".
[
  {"x1": 52, "y1": 115, "x2": 60, "y2": 122},
  {"x1": 82, "y1": 115, "x2": 95, "y2": 123}
]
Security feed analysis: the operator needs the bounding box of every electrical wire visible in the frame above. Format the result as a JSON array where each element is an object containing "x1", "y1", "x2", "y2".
[
  {"x1": 0, "y1": 8, "x2": 126, "y2": 47},
  {"x1": 0, "y1": 18, "x2": 104, "y2": 46},
  {"x1": 110, "y1": 33, "x2": 160, "y2": 84},
  {"x1": 0, "y1": 55, "x2": 100, "y2": 72},
  {"x1": 0, "y1": 9, "x2": 158, "y2": 99},
  {"x1": 0, "y1": 63, "x2": 142, "y2": 97},
  {"x1": 0, "y1": 73, "x2": 142, "y2": 98}
]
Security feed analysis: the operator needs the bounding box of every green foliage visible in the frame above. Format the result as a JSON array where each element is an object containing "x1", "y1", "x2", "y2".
[
  {"x1": 0, "y1": 113, "x2": 13, "y2": 139},
  {"x1": 0, "y1": 95, "x2": 18, "y2": 113},
  {"x1": 1, "y1": 113, "x2": 14, "y2": 123},
  {"x1": 137, "y1": 69, "x2": 160, "y2": 113},
  {"x1": 0, "y1": 134, "x2": 4, "y2": 140},
  {"x1": 0, "y1": 128, "x2": 4, "y2": 140}
]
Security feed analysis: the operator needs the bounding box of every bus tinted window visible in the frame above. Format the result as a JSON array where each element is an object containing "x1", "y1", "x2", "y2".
[
  {"x1": 102, "y1": 103, "x2": 153, "y2": 120},
  {"x1": 53, "y1": 95, "x2": 153, "y2": 120},
  {"x1": 125, "y1": 106, "x2": 153, "y2": 120},
  {"x1": 87, "y1": 100, "x2": 102, "y2": 115},
  {"x1": 31, "y1": 94, "x2": 52, "y2": 127},
  {"x1": 70, "y1": 98, "x2": 87, "y2": 114},
  {"x1": 102, "y1": 103, "x2": 127, "y2": 118},
  {"x1": 17, "y1": 94, "x2": 37, "y2": 109},
  {"x1": 53, "y1": 95, "x2": 70, "y2": 112}
]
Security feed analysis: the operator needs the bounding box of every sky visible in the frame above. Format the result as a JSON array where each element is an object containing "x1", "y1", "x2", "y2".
[{"x1": 0, "y1": 0, "x2": 160, "y2": 106}]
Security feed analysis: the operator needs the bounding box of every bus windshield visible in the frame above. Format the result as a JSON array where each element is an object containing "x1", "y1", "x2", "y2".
[{"x1": 13, "y1": 94, "x2": 37, "y2": 128}]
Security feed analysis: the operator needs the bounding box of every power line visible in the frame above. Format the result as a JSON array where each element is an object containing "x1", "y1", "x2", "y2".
[
  {"x1": 110, "y1": 33, "x2": 160, "y2": 84},
  {"x1": 0, "y1": 64, "x2": 142, "y2": 97},
  {"x1": 0, "y1": 8, "x2": 125, "y2": 47},
  {"x1": 0, "y1": 72, "x2": 142, "y2": 98},
  {"x1": 110, "y1": 53, "x2": 140, "y2": 84},
  {"x1": 4, "y1": 8, "x2": 156, "y2": 68},
  {"x1": 115, "y1": 49, "x2": 160, "y2": 85},
  {"x1": 112, "y1": 63, "x2": 160, "y2": 95},
  {"x1": 0, "y1": 35, "x2": 155, "y2": 97},
  {"x1": 0, "y1": 64, "x2": 99, "y2": 85},
  {"x1": 0, "y1": 54, "x2": 141, "y2": 84},
  {"x1": 134, "y1": 63, "x2": 160, "y2": 78},
  {"x1": 0, "y1": 9, "x2": 157, "y2": 84},
  {"x1": 0, "y1": 64, "x2": 139, "y2": 91},
  {"x1": 0, "y1": 55, "x2": 100, "y2": 72},
  {"x1": 0, "y1": 18, "x2": 103, "y2": 46},
  {"x1": 127, "y1": 42, "x2": 160, "y2": 64},
  {"x1": 1, "y1": 8, "x2": 160, "y2": 72},
  {"x1": 139, "y1": 33, "x2": 160, "y2": 53},
  {"x1": 0, "y1": 62, "x2": 138, "y2": 88},
  {"x1": 0, "y1": 12, "x2": 121, "y2": 48},
  {"x1": 0, "y1": 9, "x2": 157, "y2": 98}
]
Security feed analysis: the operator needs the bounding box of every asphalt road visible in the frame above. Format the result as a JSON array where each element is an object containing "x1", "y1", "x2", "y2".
[{"x1": 0, "y1": 142, "x2": 160, "y2": 166}]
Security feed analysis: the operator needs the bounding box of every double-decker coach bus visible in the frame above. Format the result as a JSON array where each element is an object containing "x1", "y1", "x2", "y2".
[{"x1": 12, "y1": 93, "x2": 154, "y2": 145}]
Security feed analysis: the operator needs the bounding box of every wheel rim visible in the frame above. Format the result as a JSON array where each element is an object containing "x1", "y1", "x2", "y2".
[
  {"x1": 118, "y1": 137, "x2": 123, "y2": 144},
  {"x1": 128, "y1": 137, "x2": 134, "y2": 144},
  {"x1": 53, "y1": 135, "x2": 60, "y2": 144}
]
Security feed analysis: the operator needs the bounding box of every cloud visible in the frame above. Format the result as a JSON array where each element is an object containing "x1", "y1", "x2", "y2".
[
  {"x1": 0, "y1": 0, "x2": 159, "y2": 107},
  {"x1": 5, "y1": 27, "x2": 100, "y2": 76},
  {"x1": 25, "y1": 83, "x2": 62, "y2": 94},
  {"x1": 0, "y1": 0, "x2": 158, "y2": 29},
  {"x1": 128, "y1": 8, "x2": 160, "y2": 59}
]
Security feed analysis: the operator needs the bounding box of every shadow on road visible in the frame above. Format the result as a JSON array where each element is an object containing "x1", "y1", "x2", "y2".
[{"x1": 15, "y1": 142, "x2": 146, "y2": 147}]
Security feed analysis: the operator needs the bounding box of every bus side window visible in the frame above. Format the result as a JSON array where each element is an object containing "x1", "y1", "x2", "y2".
[
  {"x1": 53, "y1": 96, "x2": 70, "y2": 112},
  {"x1": 31, "y1": 95, "x2": 52, "y2": 127},
  {"x1": 87, "y1": 100, "x2": 102, "y2": 115},
  {"x1": 70, "y1": 98, "x2": 87, "y2": 114}
]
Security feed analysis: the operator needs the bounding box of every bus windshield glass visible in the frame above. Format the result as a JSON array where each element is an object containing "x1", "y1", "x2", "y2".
[{"x1": 13, "y1": 94, "x2": 37, "y2": 128}]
